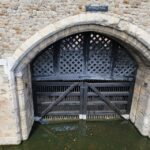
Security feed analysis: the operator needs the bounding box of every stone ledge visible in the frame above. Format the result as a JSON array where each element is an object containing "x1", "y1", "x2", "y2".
[
  {"x1": 0, "y1": 137, "x2": 21, "y2": 145},
  {"x1": 22, "y1": 119, "x2": 34, "y2": 140}
]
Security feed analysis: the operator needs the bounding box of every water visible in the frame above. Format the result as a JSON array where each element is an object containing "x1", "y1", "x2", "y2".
[{"x1": 1, "y1": 120, "x2": 150, "y2": 150}]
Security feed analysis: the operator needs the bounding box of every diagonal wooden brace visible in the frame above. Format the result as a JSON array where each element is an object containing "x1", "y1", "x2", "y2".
[
  {"x1": 41, "y1": 82, "x2": 79, "y2": 118},
  {"x1": 87, "y1": 82, "x2": 122, "y2": 117}
]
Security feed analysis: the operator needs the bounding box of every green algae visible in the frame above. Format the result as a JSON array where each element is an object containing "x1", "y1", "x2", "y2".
[{"x1": 1, "y1": 120, "x2": 150, "y2": 150}]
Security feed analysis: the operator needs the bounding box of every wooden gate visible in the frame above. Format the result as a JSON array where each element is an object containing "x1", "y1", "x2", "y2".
[{"x1": 31, "y1": 32, "x2": 137, "y2": 120}]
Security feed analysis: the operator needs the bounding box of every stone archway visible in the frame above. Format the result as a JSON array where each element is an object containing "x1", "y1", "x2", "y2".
[{"x1": 9, "y1": 13, "x2": 150, "y2": 143}]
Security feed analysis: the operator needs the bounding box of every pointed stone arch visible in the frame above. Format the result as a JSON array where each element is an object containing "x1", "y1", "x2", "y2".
[
  {"x1": 9, "y1": 13, "x2": 150, "y2": 143},
  {"x1": 12, "y1": 13, "x2": 150, "y2": 73}
]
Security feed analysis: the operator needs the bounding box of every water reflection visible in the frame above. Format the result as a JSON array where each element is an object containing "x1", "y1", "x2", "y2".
[
  {"x1": 1, "y1": 120, "x2": 150, "y2": 150},
  {"x1": 51, "y1": 124, "x2": 78, "y2": 132}
]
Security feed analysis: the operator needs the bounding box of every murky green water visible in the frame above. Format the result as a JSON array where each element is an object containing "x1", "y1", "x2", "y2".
[{"x1": 1, "y1": 120, "x2": 150, "y2": 150}]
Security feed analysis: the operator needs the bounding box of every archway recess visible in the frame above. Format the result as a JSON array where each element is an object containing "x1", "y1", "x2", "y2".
[
  {"x1": 9, "y1": 13, "x2": 150, "y2": 142},
  {"x1": 31, "y1": 31, "x2": 138, "y2": 121}
]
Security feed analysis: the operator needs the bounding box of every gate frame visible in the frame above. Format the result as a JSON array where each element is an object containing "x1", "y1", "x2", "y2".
[{"x1": 7, "y1": 13, "x2": 150, "y2": 144}]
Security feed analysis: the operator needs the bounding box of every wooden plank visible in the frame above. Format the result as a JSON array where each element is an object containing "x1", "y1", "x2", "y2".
[
  {"x1": 39, "y1": 101, "x2": 80, "y2": 105},
  {"x1": 87, "y1": 101, "x2": 128, "y2": 105},
  {"x1": 87, "y1": 110, "x2": 126, "y2": 115},
  {"x1": 44, "y1": 105, "x2": 80, "y2": 111},
  {"x1": 88, "y1": 82, "x2": 131, "y2": 87},
  {"x1": 41, "y1": 82, "x2": 79, "y2": 118},
  {"x1": 33, "y1": 82, "x2": 74, "y2": 86},
  {"x1": 87, "y1": 83, "x2": 122, "y2": 117},
  {"x1": 32, "y1": 76, "x2": 134, "y2": 81},
  {"x1": 80, "y1": 82, "x2": 84, "y2": 114},
  {"x1": 83, "y1": 82, "x2": 88, "y2": 114},
  {"x1": 46, "y1": 111, "x2": 79, "y2": 116},
  {"x1": 33, "y1": 81, "x2": 132, "y2": 87},
  {"x1": 35, "y1": 91, "x2": 130, "y2": 96},
  {"x1": 53, "y1": 42, "x2": 60, "y2": 73},
  {"x1": 38, "y1": 100, "x2": 128, "y2": 105}
]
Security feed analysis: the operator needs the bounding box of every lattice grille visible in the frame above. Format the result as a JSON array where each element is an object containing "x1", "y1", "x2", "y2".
[
  {"x1": 113, "y1": 45, "x2": 137, "y2": 77},
  {"x1": 31, "y1": 32, "x2": 137, "y2": 80},
  {"x1": 32, "y1": 32, "x2": 137, "y2": 121},
  {"x1": 87, "y1": 33, "x2": 112, "y2": 76},
  {"x1": 59, "y1": 34, "x2": 84, "y2": 74},
  {"x1": 32, "y1": 46, "x2": 54, "y2": 76},
  {"x1": 89, "y1": 33, "x2": 112, "y2": 52}
]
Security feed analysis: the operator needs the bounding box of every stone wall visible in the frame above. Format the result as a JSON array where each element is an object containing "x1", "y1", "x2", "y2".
[
  {"x1": 0, "y1": 65, "x2": 21, "y2": 144},
  {"x1": 130, "y1": 65, "x2": 150, "y2": 135},
  {"x1": 0, "y1": 0, "x2": 150, "y2": 58},
  {"x1": 134, "y1": 67, "x2": 150, "y2": 136},
  {"x1": 16, "y1": 65, "x2": 34, "y2": 140},
  {"x1": 0, "y1": 0, "x2": 150, "y2": 145}
]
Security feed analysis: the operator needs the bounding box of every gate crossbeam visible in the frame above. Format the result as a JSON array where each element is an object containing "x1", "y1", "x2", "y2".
[
  {"x1": 41, "y1": 82, "x2": 79, "y2": 118},
  {"x1": 87, "y1": 83, "x2": 122, "y2": 117}
]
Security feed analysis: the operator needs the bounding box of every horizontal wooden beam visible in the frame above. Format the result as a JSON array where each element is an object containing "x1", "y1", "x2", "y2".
[
  {"x1": 38, "y1": 100, "x2": 128, "y2": 105},
  {"x1": 35, "y1": 91, "x2": 130, "y2": 97}
]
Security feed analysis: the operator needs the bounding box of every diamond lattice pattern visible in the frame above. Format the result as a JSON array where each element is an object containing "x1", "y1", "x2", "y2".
[
  {"x1": 87, "y1": 33, "x2": 112, "y2": 76},
  {"x1": 59, "y1": 34, "x2": 84, "y2": 74},
  {"x1": 31, "y1": 32, "x2": 137, "y2": 80},
  {"x1": 32, "y1": 46, "x2": 54, "y2": 76},
  {"x1": 113, "y1": 46, "x2": 137, "y2": 77}
]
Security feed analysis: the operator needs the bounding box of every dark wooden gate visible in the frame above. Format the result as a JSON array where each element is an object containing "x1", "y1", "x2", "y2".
[{"x1": 31, "y1": 32, "x2": 137, "y2": 120}]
